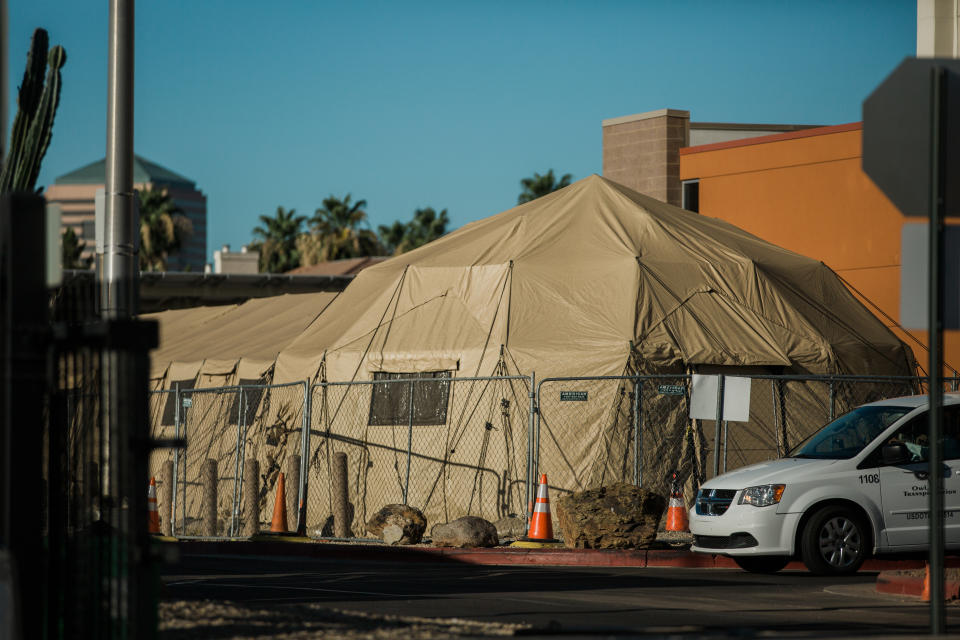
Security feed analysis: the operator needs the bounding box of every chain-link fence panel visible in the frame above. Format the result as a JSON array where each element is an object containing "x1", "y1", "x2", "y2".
[
  {"x1": 537, "y1": 376, "x2": 693, "y2": 505},
  {"x1": 304, "y1": 375, "x2": 531, "y2": 538},
  {"x1": 234, "y1": 382, "x2": 308, "y2": 536},
  {"x1": 173, "y1": 386, "x2": 244, "y2": 537},
  {"x1": 538, "y1": 374, "x2": 931, "y2": 504},
  {"x1": 147, "y1": 388, "x2": 178, "y2": 533}
]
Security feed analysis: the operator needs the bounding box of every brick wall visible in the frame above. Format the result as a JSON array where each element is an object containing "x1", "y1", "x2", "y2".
[{"x1": 602, "y1": 109, "x2": 690, "y2": 206}]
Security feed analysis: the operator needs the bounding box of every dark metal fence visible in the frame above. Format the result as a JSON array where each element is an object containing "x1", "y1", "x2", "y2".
[{"x1": 2, "y1": 193, "x2": 159, "y2": 640}]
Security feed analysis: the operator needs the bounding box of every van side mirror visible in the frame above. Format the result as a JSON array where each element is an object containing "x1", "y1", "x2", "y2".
[{"x1": 882, "y1": 442, "x2": 911, "y2": 465}]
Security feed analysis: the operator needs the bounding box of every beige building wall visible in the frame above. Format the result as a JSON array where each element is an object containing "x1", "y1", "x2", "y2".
[
  {"x1": 918, "y1": 0, "x2": 960, "y2": 57},
  {"x1": 46, "y1": 180, "x2": 207, "y2": 271}
]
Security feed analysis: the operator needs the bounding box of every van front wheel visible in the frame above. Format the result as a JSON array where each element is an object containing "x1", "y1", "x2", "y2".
[{"x1": 800, "y1": 506, "x2": 868, "y2": 575}]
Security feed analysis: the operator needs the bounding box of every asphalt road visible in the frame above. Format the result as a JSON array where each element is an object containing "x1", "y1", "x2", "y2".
[{"x1": 161, "y1": 553, "x2": 960, "y2": 638}]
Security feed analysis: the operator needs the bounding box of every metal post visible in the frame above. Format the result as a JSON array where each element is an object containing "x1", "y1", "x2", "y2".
[
  {"x1": 172, "y1": 383, "x2": 180, "y2": 535},
  {"x1": 828, "y1": 379, "x2": 836, "y2": 422},
  {"x1": 722, "y1": 421, "x2": 729, "y2": 473},
  {"x1": 403, "y1": 380, "x2": 414, "y2": 505},
  {"x1": 632, "y1": 377, "x2": 641, "y2": 486},
  {"x1": 927, "y1": 64, "x2": 946, "y2": 633},
  {"x1": 298, "y1": 380, "x2": 311, "y2": 533},
  {"x1": 528, "y1": 372, "x2": 537, "y2": 520},
  {"x1": 712, "y1": 375, "x2": 725, "y2": 478},
  {"x1": 230, "y1": 388, "x2": 244, "y2": 537},
  {"x1": 101, "y1": 0, "x2": 137, "y2": 319}
]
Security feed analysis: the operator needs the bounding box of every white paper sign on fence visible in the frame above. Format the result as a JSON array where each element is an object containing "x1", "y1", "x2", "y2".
[{"x1": 689, "y1": 374, "x2": 751, "y2": 422}]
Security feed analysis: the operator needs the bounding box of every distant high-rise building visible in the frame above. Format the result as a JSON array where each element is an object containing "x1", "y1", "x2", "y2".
[{"x1": 45, "y1": 155, "x2": 208, "y2": 271}]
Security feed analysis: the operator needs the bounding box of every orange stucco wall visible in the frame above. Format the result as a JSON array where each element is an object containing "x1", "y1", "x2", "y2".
[{"x1": 679, "y1": 123, "x2": 959, "y2": 378}]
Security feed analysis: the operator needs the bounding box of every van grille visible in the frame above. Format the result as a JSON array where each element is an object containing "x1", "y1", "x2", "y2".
[{"x1": 696, "y1": 489, "x2": 737, "y2": 516}]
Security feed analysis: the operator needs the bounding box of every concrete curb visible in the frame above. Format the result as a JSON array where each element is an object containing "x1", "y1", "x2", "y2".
[{"x1": 163, "y1": 538, "x2": 946, "y2": 573}]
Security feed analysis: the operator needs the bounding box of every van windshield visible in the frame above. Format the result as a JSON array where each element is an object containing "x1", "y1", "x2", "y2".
[{"x1": 788, "y1": 405, "x2": 913, "y2": 459}]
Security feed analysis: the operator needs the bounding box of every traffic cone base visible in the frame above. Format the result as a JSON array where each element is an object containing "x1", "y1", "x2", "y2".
[
  {"x1": 665, "y1": 472, "x2": 689, "y2": 533},
  {"x1": 520, "y1": 473, "x2": 559, "y2": 543},
  {"x1": 147, "y1": 477, "x2": 161, "y2": 534},
  {"x1": 665, "y1": 495, "x2": 689, "y2": 532}
]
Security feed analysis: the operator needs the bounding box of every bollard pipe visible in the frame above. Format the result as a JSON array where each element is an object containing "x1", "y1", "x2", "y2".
[
  {"x1": 402, "y1": 381, "x2": 414, "y2": 505},
  {"x1": 242, "y1": 458, "x2": 259, "y2": 537},
  {"x1": 332, "y1": 452, "x2": 349, "y2": 538},
  {"x1": 285, "y1": 454, "x2": 300, "y2": 532},
  {"x1": 202, "y1": 458, "x2": 217, "y2": 537},
  {"x1": 160, "y1": 460, "x2": 173, "y2": 537}
]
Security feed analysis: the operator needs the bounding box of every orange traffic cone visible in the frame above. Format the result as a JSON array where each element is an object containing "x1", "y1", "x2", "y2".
[
  {"x1": 665, "y1": 472, "x2": 689, "y2": 533},
  {"x1": 270, "y1": 472, "x2": 288, "y2": 533},
  {"x1": 922, "y1": 562, "x2": 931, "y2": 601},
  {"x1": 147, "y1": 477, "x2": 161, "y2": 534},
  {"x1": 522, "y1": 474, "x2": 558, "y2": 542}
]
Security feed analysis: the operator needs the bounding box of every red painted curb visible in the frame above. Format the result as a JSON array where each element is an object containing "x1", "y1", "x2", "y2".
[{"x1": 166, "y1": 539, "x2": 960, "y2": 575}]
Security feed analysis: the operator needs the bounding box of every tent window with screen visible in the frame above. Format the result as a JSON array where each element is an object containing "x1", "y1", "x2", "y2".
[
  {"x1": 161, "y1": 378, "x2": 196, "y2": 426},
  {"x1": 227, "y1": 378, "x2": 267, "y2": 426},
  {"x1": 368, "y1": 371, "x2": 451, "y2": 426}
]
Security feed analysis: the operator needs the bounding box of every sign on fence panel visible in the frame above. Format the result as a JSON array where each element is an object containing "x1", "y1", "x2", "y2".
[
  {"x1": 689, "y1": 374, "x2": 751, "y2": 421},
  {"x1": 560, "y1": 391, "x2": 588, "y2": 402},
  {"x1": 658, "y1": 384, "x2": 685, "y2": 396}
]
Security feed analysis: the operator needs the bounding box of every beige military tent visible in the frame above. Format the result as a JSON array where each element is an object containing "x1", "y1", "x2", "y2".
[
  {"x1": 267, "y1": 175, "x2": 916, "y2": 531},
  {"x1": 144, "y1": 291, "x2": 338, "y2": 535}
]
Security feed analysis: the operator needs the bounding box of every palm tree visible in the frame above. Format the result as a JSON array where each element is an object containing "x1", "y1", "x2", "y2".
[
  {"x1": 300, "y1": 194, "x2": 382, "y2": 264},
  {"x1": 249, "y1": 206, "x2": 306, "y2": 273},
  {"x1": 379, "y1": 206, "x2": 450, "y2": 255},
  {"x1": 518, "y1": 169, "x2": 573, "y2": 204},
  {"x1": 138, "y1": 187, "x2": 192, "y2": 271},
  {"x1": 61, "y1": 227, "x2": 91, "y2": 269}
]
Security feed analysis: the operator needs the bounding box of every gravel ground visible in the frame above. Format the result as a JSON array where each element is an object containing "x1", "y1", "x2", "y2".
[{"x1": 159, "y1": 600, "x2": 530, "y2": 639}]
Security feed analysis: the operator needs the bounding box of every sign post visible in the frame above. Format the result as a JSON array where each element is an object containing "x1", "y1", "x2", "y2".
[{"x1": 863, "y1": 58, "x2": 960, "y2": 633}]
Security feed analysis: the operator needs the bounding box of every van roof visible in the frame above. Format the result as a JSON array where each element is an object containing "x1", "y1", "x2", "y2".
[{"x1": 866, "y1": 393, "x2": 960, "y2": 409}]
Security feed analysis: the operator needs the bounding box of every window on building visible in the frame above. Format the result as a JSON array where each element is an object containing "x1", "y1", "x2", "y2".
[
  {"x1": 682, "y1": 180, "x2": 700, "y2": 213},
  {"x1": 81, "y1": 220, "x2": 96, "y2": 240},
  {"x1": 161, "y1": 378, "x2": 196, "y2": 426},
  {"x1": 368, "y1": 371, "x2": 451, "y2": 426},
  {"x1": 227, "y1": 378, "x2": 267, "y2": 426}
]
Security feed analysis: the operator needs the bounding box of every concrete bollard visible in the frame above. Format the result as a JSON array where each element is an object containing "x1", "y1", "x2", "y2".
[
  {"x1": 285, "y1": 454, "x2": 300, "y2": 532},
  {"x1": 243, "y1": 459, "x2": 259, "y2": 536},
  {"x1": 160, "y1": 460, "x2": 174, "y2": 536},
  {"x1": 202, "y1": 458, "x2": 217, "y2": 537},
  {"x1": 332, "y1": 452, "x2": 349, "y2": 538}
]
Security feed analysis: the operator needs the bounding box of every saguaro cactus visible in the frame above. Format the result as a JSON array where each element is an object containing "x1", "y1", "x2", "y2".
[{"x1": 0, "y1": 28, "x2": 67, "y2": 194}]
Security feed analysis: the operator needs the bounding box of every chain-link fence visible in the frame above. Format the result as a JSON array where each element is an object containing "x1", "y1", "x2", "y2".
[
  {"x1": 149, "y1": 381, "x2": 308, "y2": 537},
  {"x1": 304, "y1": 375, "x2": 532, "y2": 537},
  {"x1": 146, "y1": 372, "x2": 958, "y2": 540},
  {"x1": 535, "y1": 374, "x2": 934, "y2": 502}
]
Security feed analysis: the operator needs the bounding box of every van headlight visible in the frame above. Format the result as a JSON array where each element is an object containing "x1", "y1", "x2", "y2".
[{"x1": 738, "y1": 484, "x2": 785, "y2": 507}]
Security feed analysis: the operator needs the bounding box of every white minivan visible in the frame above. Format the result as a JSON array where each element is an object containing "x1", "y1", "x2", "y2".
[{"x1": 689, "y1": 394, "x2": 960, "y2": 575}]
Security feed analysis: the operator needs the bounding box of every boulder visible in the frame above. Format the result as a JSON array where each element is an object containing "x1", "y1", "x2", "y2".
[
  {"x1": 365, "y1": 504, "x2": 426, "y2": 544},
  {"x1": 554, "y1": 483, "x2": 665, "y2": 549},
  {"x1": 493, "y1": 515, "x2": 527, "y2": 540},
  {"x1": 431, "y1": 516, "x2": 499, "y2": 548}
]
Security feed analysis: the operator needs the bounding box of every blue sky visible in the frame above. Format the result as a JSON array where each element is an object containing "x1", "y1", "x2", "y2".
[{"x1": 12, "y1": 1, "x2": 915, "y2": 264}]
